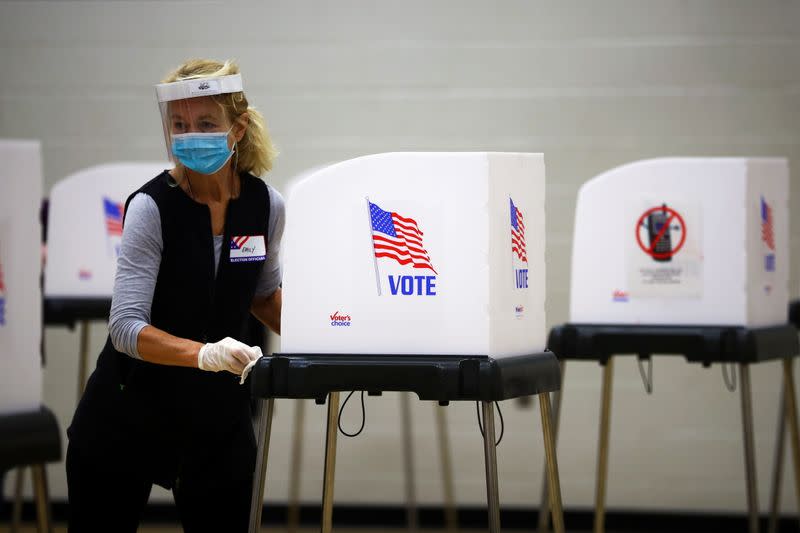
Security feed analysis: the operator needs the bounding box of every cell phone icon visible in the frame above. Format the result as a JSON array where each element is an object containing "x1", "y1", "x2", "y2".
[{"x1": 647, "y1": 204, "x2": 672, "y2": 262}]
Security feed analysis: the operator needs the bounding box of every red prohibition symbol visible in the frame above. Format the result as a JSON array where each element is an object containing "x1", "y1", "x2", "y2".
[{"x1": 635, "y1": 205, "x2": 687, "y2": 260}]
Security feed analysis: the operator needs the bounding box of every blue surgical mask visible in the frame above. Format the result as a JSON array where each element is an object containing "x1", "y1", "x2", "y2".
[{"x1": 171, "y1": 126, "x2": 234, "y2": 175}]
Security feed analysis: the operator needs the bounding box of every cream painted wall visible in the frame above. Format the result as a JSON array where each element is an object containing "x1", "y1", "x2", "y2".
[{"x1": 2, "y1": 0, "x2": 799, "y2": 514}]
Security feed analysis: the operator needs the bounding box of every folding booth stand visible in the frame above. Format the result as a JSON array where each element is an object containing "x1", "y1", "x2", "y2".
[
  {"x1": 766, "y1": 299, "x2": 800, "y2": 533},
  {"x1": 538, "y1": 157, "x2": 794, "y2": 533},
  {"x1": 248, "y1": 152, "x2": 563, "y2": 533},
  {"x1": 284, "y1": 381, "x2": 458, "y2": 533},
  {"x1": 540, "y1": 324, "x2": 799, "y2": 533},
  {"x1": 248, "y1": 352, "x2": 564, "y2": 533},
  {"x1": 43, "y1": 162, "x2": 169, "y2": 398},
  {"x1": 280, "y1": 167, "x2": 459, "y2": 533},
  {"x1": 0, "y1": 140, "x2": 61, "y2": 533}
]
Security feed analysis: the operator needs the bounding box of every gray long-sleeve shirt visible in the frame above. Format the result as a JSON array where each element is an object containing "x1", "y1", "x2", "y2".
[{"x1": 108, "y1": 185, "x2": 285, "y2": 359}]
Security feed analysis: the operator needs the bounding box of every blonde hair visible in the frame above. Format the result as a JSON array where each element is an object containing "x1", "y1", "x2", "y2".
[{"x1": 162, "y1": 58, "x2": 277, "y2": 176}]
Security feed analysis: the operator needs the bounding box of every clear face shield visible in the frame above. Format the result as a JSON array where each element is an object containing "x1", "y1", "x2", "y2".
[{"x1": 155, "y1": 74, "x2": 243, "y2": 175}]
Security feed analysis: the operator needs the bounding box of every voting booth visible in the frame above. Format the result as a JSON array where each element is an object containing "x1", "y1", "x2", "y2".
[
  {"x1": 43, "y1": 161, "x2": 168, "y2": 395},
  {"x1": 542, "y1": 157, "x2": 799, "y2": 533},
  {"x1": 248, "y1": 152, "x2": 564, "y2": 533},
  {"x1": 282, "y1": 151, "x2": 546, "y2": 357},
  {"x1": 277, "y1": 161, "x2": 458, "y2": 533},
  {"x1": 45, "y1": 161, "x2": 169, "y2": 304},
  {"x1": 570, "y1": 157, "x2": 789, "y2": 327},
  {"x1": 0, "y1": 140, "x2": 60, "y2": 531}
]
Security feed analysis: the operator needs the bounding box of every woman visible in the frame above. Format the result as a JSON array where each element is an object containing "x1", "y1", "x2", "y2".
[{"x1": 66, "y1": 59, "x2": 284, "y2": 532}]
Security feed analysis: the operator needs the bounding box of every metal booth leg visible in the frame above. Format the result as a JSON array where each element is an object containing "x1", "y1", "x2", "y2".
[
  {"x1": 248, "y1": 398, "x2": 276, "y2": 533},
  {"x1": 539, "y1": 390, "x2": 566, "y2": 533},
  {"x1": 768, "y1": 384, "x2": 786, "y2": 533},
  {"x1": 288, "y1": 400, "x2": 306, "y2": 533},
  {"x1": 538, "y1": 361, "x2": 566, "y2": 533},
  {"x1": 400, "y1": 392, "x2": 419, "y2": 531},
  {"x1": 594, "y1": 357, "x2": 614, "y2": 533},
  {"x1": 768, "y1": 359, "x2": 800, "y2": 533},
  {"x1": 740, "y1": 364, "x2": 760, "y2": 533},
  {"x1": 78, "y1": 320, "x2": 90, "y2": 399},
  {"x1": 321, "y1": 392, "x2": 341, "y2": 533},
  {"x1": 481, "y1": 401, "x2": 501, "y2": 533},
  {"x1": 783, "y1": 358, "x2": 800, "y2": 528},
  {"x1": 11, "y1": 466, "x2": 24, "y2": 533},
  {"x1": 31, "y1": 464, "x2": 53, "y2": 533},
  {"x1": 783, "y1": 359, "x2": 800, "y2": 524},
  {"x1": 435, "y1": 403, "x2": 458, "y2": 533}
]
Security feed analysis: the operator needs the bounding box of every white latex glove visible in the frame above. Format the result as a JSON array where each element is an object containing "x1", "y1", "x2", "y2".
[
  {"x1": 197, "y1": 337, "x2": 263, "y2": 376},
  {"x1": 239, "y1": 357, "x2": 260, "y2": 385}
]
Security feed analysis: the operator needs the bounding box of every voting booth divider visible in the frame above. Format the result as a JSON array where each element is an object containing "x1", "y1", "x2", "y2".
[
  {"x1": 247, "y1": 152, "x2": 564, "y2": 533},
  {"x1": 539, "y1": 158, "x2": 799, "y2": 533},
  {"x1": 0, "y1": 140, "x2": 61, "y2": 532},
  {"x1": 278, "y1": 164, "x2": 459, "y2": 533},
  {"x1": 43, "y1": 161, "x2": 169, "y2": 397},
  {"x1": 280, "y1": 152, "x2": 546, "y2": 356},
  {"x1": 276, "y1": 164, "x2": 329, "y2": 533}
]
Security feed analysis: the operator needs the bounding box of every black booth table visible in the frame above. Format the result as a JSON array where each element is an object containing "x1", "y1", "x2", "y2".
[
  {"x1": 0, "y1": 407, "x2": 61, "y2": 532},
  {"x1": 540, "y1": 323, "x2": 800, "y2": 533},
  {"x1": 42, "y1": 297, "x2": 111, "y2": 328},
  {"x1": 248, "y1": 352, "x2": 564, "y2": 533},
  {"x1": 43, "y1": 296, "x2": 111, "y2": 399}
]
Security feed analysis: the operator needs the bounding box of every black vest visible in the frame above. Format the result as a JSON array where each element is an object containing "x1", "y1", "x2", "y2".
[{"x1": 68, "y1": 171, "x2": 269, "y2": 487}]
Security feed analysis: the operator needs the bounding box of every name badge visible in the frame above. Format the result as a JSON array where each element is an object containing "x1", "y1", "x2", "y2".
[{"x1": 230, "y1": 235, "x2": 266, "y2": 263}]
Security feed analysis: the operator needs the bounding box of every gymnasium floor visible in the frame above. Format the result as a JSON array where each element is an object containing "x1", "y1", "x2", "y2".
[{"x1": 13, "y1": 527, "x2": 536, "y2": 533}]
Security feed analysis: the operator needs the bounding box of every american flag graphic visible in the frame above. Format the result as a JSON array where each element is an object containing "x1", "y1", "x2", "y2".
[
  {"x1": 0, "y1": 259, "x2": 5, "y2": 326},
  {"x1": 230, "y1": 236, "x2": 250, "y2": 250},
  {"x1": 369, "y1": 201, "x2": 437, "y2": 273},
  {"x1": 761, "y1": 196, "x2": 775, "y2": 251},
  {"x1": 510, "y1": 198, "x2": 527, "y2": 263},
  {"x1": 104, "y1": 197, "x2": 124, "y2": 237}
]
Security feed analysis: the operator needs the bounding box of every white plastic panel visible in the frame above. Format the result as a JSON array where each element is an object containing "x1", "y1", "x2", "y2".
[
  {"x1": 0, "y1": 140, "x2": 43, "y2": 415},
  {"x1": 44, "y1": 162, "x2": 169, "y2": 298},
  {"x1": 281, "y1": 152, "x2": 546, "y2": 358},
  {"x1": 569, "y1": 157, "x2": 789, "y2": 326}
]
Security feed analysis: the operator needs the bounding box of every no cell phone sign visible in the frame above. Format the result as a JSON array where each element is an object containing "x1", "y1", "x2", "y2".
[{"x1": 636, "y1": 204, "x2": 686, "y2": 261}]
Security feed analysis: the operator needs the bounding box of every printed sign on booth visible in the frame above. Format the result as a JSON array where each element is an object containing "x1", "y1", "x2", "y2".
[
  {"x1": 759, "y1": 195, "x2": 777, "y2": 295},
  {"x1": 0, "y1": 219, "x2": 10, "y2": 330},
  {"x1": 0, "y1": 253, "x2": 6, "y2": 327},
  {"x1": 761, "y1": 196, "x2": 776, "y2": 273},
  {"x1": 626, "y1": 198, "x2": 703, "y2": 299},
  {"x1": 510, "y1": 197, "x2": 528, "y2": 288},
  {"x1": 635, "y1": 204, "x2": 687, "y2": 261},
  {"x1": 510, "y1": 197, "x2": 528, "y2": 318},
  {"x1": 103, "y1": 197, "x2": 124, "y2": 260},
  {"x1": 367, "y1": 199, "x2": 438, "y2": 297}
]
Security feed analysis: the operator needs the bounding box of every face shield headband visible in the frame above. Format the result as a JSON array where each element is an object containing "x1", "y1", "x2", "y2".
[{"x1": 154, "y1": 74, "x2": 244, "y2": 173}]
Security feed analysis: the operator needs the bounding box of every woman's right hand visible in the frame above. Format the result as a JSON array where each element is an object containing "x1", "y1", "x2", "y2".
[{"x1": 197, "y1": 337, "x2": 263, "y2": 375}]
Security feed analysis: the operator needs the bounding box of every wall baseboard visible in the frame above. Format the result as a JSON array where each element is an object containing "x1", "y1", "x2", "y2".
[{"x1": 2, "y1": 501, "x2": 799, "y2": 531}]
